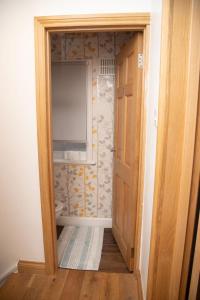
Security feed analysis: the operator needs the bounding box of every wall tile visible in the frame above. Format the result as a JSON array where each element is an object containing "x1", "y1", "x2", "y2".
[
  {"x1": 51, "y1": 33, "x2": 66, "y2": 61},
  {"x1": 66, "y1": 33, "x2": 84, "y2": 59},
  {"x1": 54, "y1": 164, "x2": 69, "y2": 216},
  {"x1": 99, "y1": 32, "x2": 115, "y2": 58},
  {"x1": 115, "y1": 32, "x2": 134, "y2": 55},
  {"x1": 98, "y1": 172, "x2": 112, "y2": 218},
  {"x1": 85, "y1": 165, "x2": 98, "y2": 217},
  {"x1": 98, "y1": 146, "x2": 113, "y2": 165},
  {"x1": 97, "y1": 76, "x2": 114, "y2": 128},
  {"x1": 84, "y1": 33, "x2": 98, "y2": 58},
  {"x1": 91, "y1": 60, "x2": 98, "y2": 163},
  {"x1": 98, "y1": 127, "x2": 113, "y2": 151},
  {"x1": 97, "y1": 76, "x2": 115, "y2": 104},
  {"x1": 68, "y1": 165, "x2": 84, "y2": 193},
  {"x1": 68, "y1": 191, "x2": 85, "y2": 217}
]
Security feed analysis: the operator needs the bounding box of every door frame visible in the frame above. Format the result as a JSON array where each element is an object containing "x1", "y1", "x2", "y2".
[
  {"x1": 34, "y1": 13, "x2": 150, "y2": 274},
  {"x1": 147, "y1": 0, "x2": 200, "y2": 299},
  {"x1": 179, "y1": 77, "x2": 200, "y2": 299}
]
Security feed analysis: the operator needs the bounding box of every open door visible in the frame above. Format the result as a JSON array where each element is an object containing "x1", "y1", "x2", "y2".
[{"x1": 112, "y1": 32, "x2": 143, "y2": 271}]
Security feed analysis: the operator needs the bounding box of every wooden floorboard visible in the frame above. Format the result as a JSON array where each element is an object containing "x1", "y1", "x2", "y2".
[
  {"x1": 0, "y1": 270, "x2": 139, "y2": 300},
  {"x1": 99, "y1": 229, "x2": 129, "y2": 273},
  {"x1": 0, "y1": 229, "x2": 133, "y2": 299},
  {"x1": 56, "y1": 226, "x2": 129, "y2": 273}
]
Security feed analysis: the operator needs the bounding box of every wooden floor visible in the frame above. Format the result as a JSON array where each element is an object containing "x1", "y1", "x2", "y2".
[
  {"x1": 0, "y1": 269, "x2": 140, "y2": 300},
  {"x1": 56, "y1": 226, "x2": 129, "y2": 273},
  {"x1": 0, "y1": 229, "x2": 139, "y2": 299},
  {"x1": 99, "y1": 228, "x2": 129, "y2": 273}
]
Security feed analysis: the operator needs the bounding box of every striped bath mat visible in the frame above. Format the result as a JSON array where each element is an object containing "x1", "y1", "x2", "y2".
[{"x1": 57, "y1": 225, "x2": 104, "y2": 271}]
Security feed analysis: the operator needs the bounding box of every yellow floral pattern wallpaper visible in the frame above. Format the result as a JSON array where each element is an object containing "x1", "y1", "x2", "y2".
[{"x1": 52, "y1": 32, "x2": 134, "y2": 218}]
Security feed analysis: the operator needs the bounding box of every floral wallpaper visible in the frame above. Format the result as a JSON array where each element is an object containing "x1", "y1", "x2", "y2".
[{"x1": 52, "y1": 32, "x2": 133, "y2": 218}]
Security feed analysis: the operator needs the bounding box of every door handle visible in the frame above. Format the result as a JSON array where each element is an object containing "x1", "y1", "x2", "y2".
[{"x1": 110, "y1": 148, "x2": 116, "y2": 152}]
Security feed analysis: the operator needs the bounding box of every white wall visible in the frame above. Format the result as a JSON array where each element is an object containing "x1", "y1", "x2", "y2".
[
  {"x1": 0, "y1": 0, "x2": 162, "y2": 296},
  {"x1": 140, "y1": 1, "x2": 162, "y2": 298}
]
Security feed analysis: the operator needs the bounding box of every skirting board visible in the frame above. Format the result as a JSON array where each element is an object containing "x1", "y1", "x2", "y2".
[
  {"x1": 57, "y1": 216, "x2": 112, "y2": 228},
  {"x1": 0, "y1": 264, "x2": 18, "y2": 286},
  {"x1": 18, "y1": 260, "x2": 46, "y2": 274}
]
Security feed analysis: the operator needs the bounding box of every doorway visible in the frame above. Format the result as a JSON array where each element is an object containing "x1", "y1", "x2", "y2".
[
  {"x1": 51, "y1": 31, "x2": 143, "y2": 272},
  {"x1": 34, "y1": 14, "x2": 149, "y2": 275}
]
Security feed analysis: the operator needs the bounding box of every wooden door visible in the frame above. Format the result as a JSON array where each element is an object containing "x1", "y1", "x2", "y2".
[{"x1": 112, "y1": 32, "x2": 143, "y2": 271}]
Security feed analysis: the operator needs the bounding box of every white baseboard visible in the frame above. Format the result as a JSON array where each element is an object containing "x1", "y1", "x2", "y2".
[
  {"x1": 57, "y1": 216, "x2": 112, "y2": 228},
  {"x1": 0, "y1": 263, "x2": 18, "y2": 287}
]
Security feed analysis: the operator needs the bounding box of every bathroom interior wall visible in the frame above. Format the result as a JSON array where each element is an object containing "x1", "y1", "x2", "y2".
[{"x1": 52, "y1": 32, "x2": 133, "y2": 218}]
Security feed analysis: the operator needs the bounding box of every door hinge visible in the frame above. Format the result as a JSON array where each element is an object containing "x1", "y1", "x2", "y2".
[
  {"x1": 131, "y1": 247, "x2": 134, "y2": 257},
  {"x1": 138, "y1": 53, "x2": 144, "y2": 69}
]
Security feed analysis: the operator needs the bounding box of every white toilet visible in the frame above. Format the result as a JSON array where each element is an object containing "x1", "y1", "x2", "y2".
[{"x1": 55, "y1": 202, "x2": 64, "y2": 220}]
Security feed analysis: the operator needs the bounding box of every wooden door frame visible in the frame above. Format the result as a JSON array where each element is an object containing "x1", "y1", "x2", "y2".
[
  {"x1": 179, "y1": 77, "x2": 200, "y2": 299},
  {"x1": 147, "y1": 0, "x2": 200, "y2": 299},
  {"x1": 34, "y1": 13, "x2": 150, "y2": 275}
]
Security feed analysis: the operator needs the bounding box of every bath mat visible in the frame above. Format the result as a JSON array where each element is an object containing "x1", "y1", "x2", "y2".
[{"x1": 57, "y1": 225, "x2": 104, "y2": 271}]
